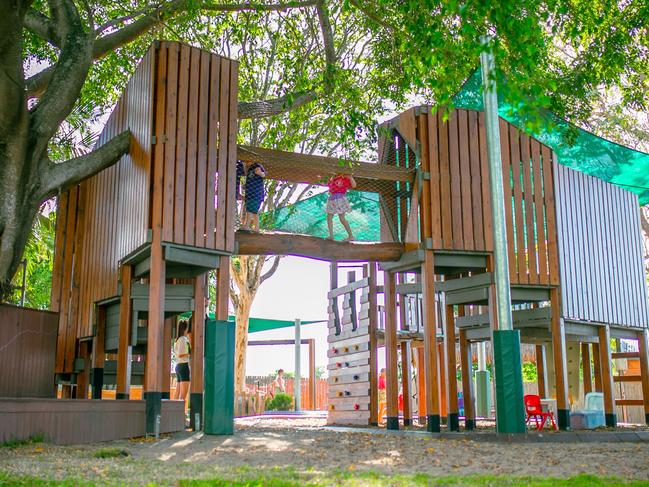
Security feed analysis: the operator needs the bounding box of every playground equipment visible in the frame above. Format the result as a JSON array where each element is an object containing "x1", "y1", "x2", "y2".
[{"x1": 41, "y1": 39, "x2": 649, "y2": 440}]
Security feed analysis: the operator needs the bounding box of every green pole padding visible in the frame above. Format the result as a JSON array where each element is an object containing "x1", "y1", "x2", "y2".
[
  {"x1": 475, "y1": 370, "x2": 492, "y2": 418},
  {"x1": 492, "y1": 329, "x2": 526, "y2": 433},
  {"x1": 204, "y1": 320, "x2": 235, "y2": 435}
]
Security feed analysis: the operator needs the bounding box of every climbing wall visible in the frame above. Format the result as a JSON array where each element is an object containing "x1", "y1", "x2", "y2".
[{"x1": 327, "y1": 277, "x2": 372, "y2": 425}]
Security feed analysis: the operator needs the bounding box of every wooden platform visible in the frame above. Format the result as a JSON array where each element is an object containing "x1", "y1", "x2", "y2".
[
  {"x1": 235, "y1": 231, "x2": 404, "y2": 262},
  {"x1": 0, "y1": 399, "x2": 184, "y2": 445}
]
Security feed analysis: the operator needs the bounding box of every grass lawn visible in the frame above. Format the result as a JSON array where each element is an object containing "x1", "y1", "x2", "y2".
[{"x1": 1, "y1": 469, "x2": 648, "y2": 486}]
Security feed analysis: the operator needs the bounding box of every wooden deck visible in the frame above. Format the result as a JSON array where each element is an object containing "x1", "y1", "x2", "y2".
[{"x1": 0, "y1": 399, "x2": 184, "y2": 445}]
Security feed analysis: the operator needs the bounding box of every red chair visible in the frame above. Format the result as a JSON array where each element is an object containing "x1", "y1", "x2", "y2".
[{"x1": 524, "y1": 394, "x2": 556, "y2": 431}]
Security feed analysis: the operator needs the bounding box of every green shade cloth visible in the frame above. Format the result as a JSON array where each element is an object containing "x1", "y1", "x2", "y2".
[
  {"x1": 204, "y1": 320, "x2": 235, "y2": 435},
  {"x1": 454, "y1": 69, "x2": 649, "y2": 205},
  {"x1": 186, "y1": 313, "x2": 325, "y2": 334}
]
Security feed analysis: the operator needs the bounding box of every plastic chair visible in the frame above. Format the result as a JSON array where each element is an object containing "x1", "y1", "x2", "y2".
[{"x1": 524, "y1": 394, "x2": 556, "y2": 431}]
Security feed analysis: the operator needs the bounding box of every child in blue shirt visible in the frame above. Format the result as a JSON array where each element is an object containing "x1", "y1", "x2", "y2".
[{"x1": 242, "y1": 162, "x2": 266, "y2": 231}]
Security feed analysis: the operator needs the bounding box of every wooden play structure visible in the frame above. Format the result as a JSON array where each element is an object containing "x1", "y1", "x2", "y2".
[{"x1": 7, "y1": 39, "x2": 644, "y2": 443}]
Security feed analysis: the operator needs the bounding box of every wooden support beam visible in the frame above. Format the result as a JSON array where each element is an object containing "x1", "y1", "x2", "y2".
[
  {"x1": 459, "y1": 328, "x2": 475, "y2": 430},
  {"x1": 384, "y1": 271, "x2": 399, "y2": 430},
  {"x1": 237, "y1": 144, "x2": 415, "y2": 189},
  {"x1": 309, "y1": 339, "x2": 316, "y2": 410},
  {"x1": 116, "y1": 265, "x2": 133, "y2": 400},
  {"x1": 162, "y1": 317, "x2": 173, "y2": 398},
  {"x1": 417, "y1": 346, "x2": 426, "y2": 425},
  {"x1": 536, "y1": 344, "x2": 548, "y2": 398},
  {"x1": 145, "y1": 242, "x2": 165, "y2": 434},
  {"x1": 422, "y1": 249, "x2": 440, "y2": 432},
  {"x1": 581, "y1": 343, "x2": 593, "y2": 396},
  {"x1": 638, "y1": 329, "x2": 649, "y2": 425},
  {"x1": 438, "y1": 341, "x2": 447, "y2": 420},
  {"x1": 216, "y1": 256, "x2": 230, "y2": 321},
  {"x1": 235, "y1": 231, "x2": 404, "y2": 263},
  {"x1": 592, "y1": 342, "x2": 603, "y2": 392},
  {"x1": 366, "y1": 263, "x2": 379, "y2": 425},
  {"x1": 550, "y1": 288, "x2": 570, "y2": 430},
  {"x1": 190, "y1": 273, "x2": 206, "y2": 430},
  {"x1": 400, "y1": 341, "x2": 412, "y2": 425},
  {"x1": 598, "y1": 324, "x2": 617, "y2": 427},
  {"x1": 91, "y1": 306, "x2": 106, "y2": 399},
  {"x1": 445, "y1": 303, "x2": 459, "y2": 431}
]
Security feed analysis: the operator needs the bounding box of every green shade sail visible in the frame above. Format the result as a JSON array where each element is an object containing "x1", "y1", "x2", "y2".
[{"x1": 201, "y1": 313, "x2": 325, "y2": 334}]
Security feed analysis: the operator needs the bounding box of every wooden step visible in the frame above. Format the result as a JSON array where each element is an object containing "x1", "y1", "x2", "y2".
[{"x1": 613, "y1": 375, "x2": 642, "y2": 382}]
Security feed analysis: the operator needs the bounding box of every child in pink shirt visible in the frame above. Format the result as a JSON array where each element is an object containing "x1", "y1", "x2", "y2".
[{"x1": 326, "y1": 173, "x2": 356, "y2": 241}]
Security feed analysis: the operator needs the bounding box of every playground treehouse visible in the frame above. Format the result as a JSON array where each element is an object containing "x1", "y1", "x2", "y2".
[{"x1": 51, "y1": 41, "x2": 649, "y2": 435}]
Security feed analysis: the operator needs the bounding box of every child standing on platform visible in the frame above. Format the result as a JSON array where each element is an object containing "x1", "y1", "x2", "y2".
[
  {"x1": 326, "y1": 173, "x2": 356, "y2": 241},
  {"x1": 242, "y1": 161, "x2": 266, "y2": 231}
]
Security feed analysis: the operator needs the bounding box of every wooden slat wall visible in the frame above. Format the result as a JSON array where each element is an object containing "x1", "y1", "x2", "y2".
[
  {"x1": 157, "y1": 41, "x2": 239, "y2": 253},
  {"x1": 51, "y1": 47, "x2": 154, "y2": 373},
  {"x1": 416, "y1": 107, "x2": 558, "y2": 285},
  {"x1": 50, "y1": 42, "x2": 239, "y2": 374},
  {"x1": 554, "y1": 162, "x2": 649, "y2": 328}
]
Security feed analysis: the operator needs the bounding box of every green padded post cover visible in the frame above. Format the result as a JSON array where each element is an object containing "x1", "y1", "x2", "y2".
[
  {"x1": 204, "y1": 320, "x2": 235, "y2": 435},
  {"x1": 492, "y1": 330, "x2": 526, "y2": 433}
]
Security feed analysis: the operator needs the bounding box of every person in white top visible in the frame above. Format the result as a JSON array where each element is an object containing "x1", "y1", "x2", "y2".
[{"x1": 173, "y1": 320, "x2": 191, "y2": 401}]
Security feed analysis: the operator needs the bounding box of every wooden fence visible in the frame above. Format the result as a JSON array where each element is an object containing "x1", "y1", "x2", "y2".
[{"x1": 245, "y1": 376, "x2": 329, "y2": 411}]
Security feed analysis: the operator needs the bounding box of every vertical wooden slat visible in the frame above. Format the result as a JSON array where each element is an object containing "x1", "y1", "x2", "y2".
[
  {"x1": 598, "y1": 324, "x2": 616, "y2": 427},
  {"x1": 225, "y1": 61, "x2": 239, "y2": 253},
  {"x1": 205, "y1": 55, "x2": 221, "y2": 249},
  {"x1": 116, "y1": 265, "x2": 133, "y2": 399},
  {"x1": 448, "y1": 111, "x2": 463, "y2": 249},
  {"x1": 468, "y1": 110, "x2": 484, "y2": 250},
  {"x1": 520, "y1": 134, "x2": 538, "y2": 284},
  {"x1": 173, "y1": 44, "x2": 191, "y2": 243},
  {"x1": 195, "y1": 50, "x2": 210, "y2": 248},
  {"x1": 510, "y1": 126, "x2": 527, "y2": 284},
  {"x1": 162, "y1": 43, "x2": 176, "y2": 242},
  {"x1": 184, "y1": 46, "x2": 200, "y2": 247},
  {"x1": 445, "y1": 304, "x2": 459, "y2": 431},
  {"x1": 437, "y1": 111, "x2": 453, "y2": 249},
  {"x1": 581, "y1": 343, "x2": 592, "y2": 395},
  {"x1": 498, "y1": 120, "x2": 516, "y2": 282},
  {"x1": 543, "y1": 149, "x2": 559, "y2": 285},
  {"x1": 530, "y1": 139, "x2": 548, "y2": 284},
  {"x1": 215, "y1": 59, "x2": 231, "y2": 251},
  {"x1": 384, "y1": 271, "x2": 399, "y2": 429},
  {"x1": 458, "y1": 110, "x2": 474, "y2": 250},
  {"x1": 478, "y1": 113, "x2": 493, "y2": 250},
  {"x1": 425, "y1": 113, "x2": 440, "y2": 247}
]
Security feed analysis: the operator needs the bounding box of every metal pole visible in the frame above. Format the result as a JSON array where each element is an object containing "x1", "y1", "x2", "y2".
[
  {"x1": 478, "y1": 342, "x2": 487, "y2": 371},
  {"x1": 294, "y1": 318, "x2": 301, "y2": 412},
  {"x1": 480, "y1": 37, "x2": 513, "y2": 332}
]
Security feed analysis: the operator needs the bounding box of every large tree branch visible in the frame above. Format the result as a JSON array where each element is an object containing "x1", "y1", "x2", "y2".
[
  {"x1": 24, "y1": 9, "x2": 61, "y2": 46},
  {"x1": 38, "y1": 130, "x2": 131, "y2": 198},
  {"x1": 315, "y1": 0, "x2": 336, "y2": 89},
  {"x1": 238, "y1": 90, "x2": 318, "y2": 119},
  {"x1": 259, "y1": 256, "x2": 282, "y2": 284}
]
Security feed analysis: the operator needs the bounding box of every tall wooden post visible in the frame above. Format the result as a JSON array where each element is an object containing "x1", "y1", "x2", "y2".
[
  {"x1": 550, "y1": 288, "x2": 570, "y2": 430},
  {"x1": 162, "y1": 317, "x2": 173, "y2": 399},
  {"x1": 536, "y1": 344, "x2": 548, "y2": 398},
  {"x1": 366, "y1": 263, "x2": 379, "y2": 425},
  {"x1": 445, "y1": 304, "x2": 459, "y2": 431},
  {"x1": 417, "y1": 346, "x2": 427, "y2": 425},
  {"x1": 459, "y1": 328, "x2": 475, "y2": 430},
  {"x1": 384, "y1": 271, "x2": 399, "y2": 430},
  {"x1": 597, "y1": 324, "x2": 616, "y2": 427},
  {"x1": 592, "y1": 342, "x2": 603, "y2": 392},
  {"x1": 91, "y1": 306, "x2": 106, "y2": 399},
  {"x1": 400, "y1": 342, "x2": 412, "y2": 426},
  {"x1": 116, "y1": 265, "x2": 133, "y2": 399},
  {"x1": 190, "y1": 273, "x2": 206, "y2": 430},
  {"x1": 438, "y1": 341, "x2": 447, "y2": 421},
  {"x1": 581, "y1": 343, "x2": 593, "y2": 396},
  {"x1": 637, "y1": 329, "x2": 649, "y2": 425},
  {"x1": 216, "y1": 256, "x2": 230, "y2": 320},
  {"x1": 308, "y1": 338, "x2": 316, "y2": 410},
  {"x1": 422, "y1": 250, "x2": 440, "y2": 432}
]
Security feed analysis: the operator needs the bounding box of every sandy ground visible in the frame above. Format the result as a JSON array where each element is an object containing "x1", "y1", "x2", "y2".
[{"x1": 2, "y1": 417, "x2": 649, "y2": 485}]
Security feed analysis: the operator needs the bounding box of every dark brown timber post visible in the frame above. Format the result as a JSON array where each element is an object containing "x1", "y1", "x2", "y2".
[
  {"x1": 367, "y1": 263, "x2": 379, "y2": 425},
  {"x1": 422, "y1": 250, "x2": 440, "y2": 432},
  {"x1": 91, "y1": 306, "x2": 106, "y2": 399},
  {"x1": 592, "y1": 342, "x2": 603, "y2": 392},
  {"x1": 598, "y1": 324, "x2": 616, "y2": 427},
  {"x1": 445, "y1": 303, "x2": 459, "y2": 431},
  {"x1": 116, "y1": 265, "x2": 133, "y2": 399},
  {"x1": 384, "y1": 271, "x2": 399, "y2": 430},
  {"x1": 190, "y1": 273, "x2": 206, "y2": 429},
  {"x1": 459, "y1": 326, "x2": 475, "y2": 430},
  {"x1": 162, "y1": 317, "x2": 173, "y2": 399},
  {"x1": 535, "y1": 344, "x2": 548, "y2": 398},
  {"x1": 637, "y1": 329, "x2": 649, "y2": 425},
  {"x1": 550, "y1": 288, "x2": 570, "y2": 429},
  {"x1": 581, "y1": 343, "x2": 593, "y2": 396}
]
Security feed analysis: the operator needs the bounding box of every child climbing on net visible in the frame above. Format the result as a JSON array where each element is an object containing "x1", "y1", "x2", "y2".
[{"x1": 326, "y1": 173, "x2": 356, "y2": 241}]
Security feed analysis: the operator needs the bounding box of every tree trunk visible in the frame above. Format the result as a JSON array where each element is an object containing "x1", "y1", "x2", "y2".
[{"x1": 234, "y1": 288, "x2": 253, "y2": 393}]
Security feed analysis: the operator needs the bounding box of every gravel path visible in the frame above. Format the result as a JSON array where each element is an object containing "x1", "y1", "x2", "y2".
[{"x1": 1, "y1": 417, "x2": 649, "y2": 485}]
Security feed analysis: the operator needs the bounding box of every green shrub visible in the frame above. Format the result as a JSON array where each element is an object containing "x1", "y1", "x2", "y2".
[
  {"x1": 1, "y1": 435, "x2": 44, "y2": 448},
  {"x1": 93, "y1": 448, "x2": 130, "y2": 458},
  {"x1": 266, "y1": 393, "x2": 293, "y2": 411}
]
